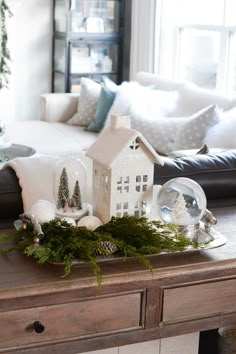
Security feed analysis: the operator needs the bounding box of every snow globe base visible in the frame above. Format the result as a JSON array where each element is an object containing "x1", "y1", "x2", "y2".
[{"x1": 177, "y1": 223, "x2": 200, "y2": 242}]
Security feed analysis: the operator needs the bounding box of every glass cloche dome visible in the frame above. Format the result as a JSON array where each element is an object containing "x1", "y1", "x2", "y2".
[{"x1": 53, "y1": 154, "x2": 88, "y2": 220}]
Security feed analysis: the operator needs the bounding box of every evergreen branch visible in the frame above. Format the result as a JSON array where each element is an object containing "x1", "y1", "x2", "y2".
[
  {"x1": 0, "y1": 216, "x2": 204, "y2": 286},
  {"x1": 0, "y1": 0, "x2": 12, "y2": 89}
]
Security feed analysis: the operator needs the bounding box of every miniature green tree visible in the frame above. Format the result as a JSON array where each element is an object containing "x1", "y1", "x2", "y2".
[
  {"x1": 57, "y1": 167, "x2": 70, "y2": 210},
  {"x1": 71, "y1": 180, "x2": 82, "y2": 210}
]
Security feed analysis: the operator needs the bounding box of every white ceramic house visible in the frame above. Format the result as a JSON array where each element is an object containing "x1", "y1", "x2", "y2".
[{"x1": 86, "y1": 115, "x2": 163, "y2": 223}]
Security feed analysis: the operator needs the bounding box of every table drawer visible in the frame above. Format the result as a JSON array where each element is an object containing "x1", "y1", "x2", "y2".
[
  {"x1": 0, "y1": 292, "x2": 143, "y2": 349},
  {"x1": 162, "y1": 278, "x2": 236, "y2": 323}
]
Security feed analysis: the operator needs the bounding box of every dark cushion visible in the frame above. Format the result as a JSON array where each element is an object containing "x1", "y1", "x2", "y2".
[
  {"x1": 154, "y1": 150, "x2": 236, "y2": 207},
  {"x1": 1, "y1": 150, "x2": 236, "y2": 228},
  {"x1": 0, "y1": 167, "x2": 23, "y2": 228}
]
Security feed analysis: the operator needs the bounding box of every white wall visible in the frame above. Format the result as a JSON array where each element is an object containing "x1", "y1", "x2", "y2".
[{"x1": 0, "y1": 0, "x2": 53, "y2": 122}]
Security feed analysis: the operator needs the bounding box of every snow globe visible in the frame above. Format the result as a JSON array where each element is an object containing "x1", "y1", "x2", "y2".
[
  {"x1": 53, "y1": 154, "x2": 88, "y2": 220},
  {"x1": 156, "y1": 177, "x2": 207, "y2": 240}
]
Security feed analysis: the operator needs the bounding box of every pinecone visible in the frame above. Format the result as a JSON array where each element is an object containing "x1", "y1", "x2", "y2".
[{"x1": 94, "y1": 240, "x2": 118, "y2": 257}]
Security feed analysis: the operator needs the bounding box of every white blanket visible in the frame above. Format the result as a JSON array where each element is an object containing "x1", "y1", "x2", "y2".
[{"x1": 3, "y1": 153, "x2": 93, "y2": 213}]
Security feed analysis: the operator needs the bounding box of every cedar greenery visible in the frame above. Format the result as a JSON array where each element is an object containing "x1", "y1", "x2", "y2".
[
  {"x1": 0, "y1": 216, "x2": 201, "y2": 286},
  {"x1": 0, "y1": 0, "x2": 12, "y2": 89}
]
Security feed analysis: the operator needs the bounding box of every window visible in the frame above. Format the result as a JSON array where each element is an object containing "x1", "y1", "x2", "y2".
[
  {"x1": 129, "y1": 138, "x2": 140, "y2": 150},
  {"x1": 155, "y1": 0, "x2": 236, "y2": 92},
  {"x1": 134, "y1": 200, "x2": 147, "y2": 217},
  {"x1": 116, "y1": 176, "x2": 130, "y2": 193},
  {"x1": 115, "y1": 202, "x2": 129, "y2": 217}
]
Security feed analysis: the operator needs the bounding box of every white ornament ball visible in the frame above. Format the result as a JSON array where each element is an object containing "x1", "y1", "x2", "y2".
[
  {"x1": 30, "y1": 200, "x2": 56, "y2": 224},
  {"x1": 61, "y1": 217, "x2": 76, "y2": 226},
  {"x1": 77, "y1": 215, "x2": 103, "y2": 231}
]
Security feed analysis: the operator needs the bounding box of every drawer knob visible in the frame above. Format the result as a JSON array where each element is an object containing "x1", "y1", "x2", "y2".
[{"x1": 33, "y1": 320, "x2": 45, "y2": 334}]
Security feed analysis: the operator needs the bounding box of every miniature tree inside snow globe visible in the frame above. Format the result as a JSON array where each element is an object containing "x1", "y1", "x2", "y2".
[
  {"x1": 156, "y1": 177, "x2": 207, "y2": 241},
  {"x1": 53, "y1": 154, "x2": 88, "y2": 220}
]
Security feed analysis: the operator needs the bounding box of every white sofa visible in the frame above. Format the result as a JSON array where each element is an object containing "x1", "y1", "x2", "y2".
[{"x1": 4, "y1": 72, "x2": 236, "y2": 156}]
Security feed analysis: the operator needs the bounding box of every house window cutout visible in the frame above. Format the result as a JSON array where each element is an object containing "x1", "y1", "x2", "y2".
[
  {"x1": 116, "y1": 202, "x2": 129, "y2": 217},
  {"x1": 129, "y1": 138, "x2": 140, "y2": 150},
  {"x1": 136, "y1": 175, "x2": 141, "y2": 183},
  {"x1": 124, "y1": 176, "x2": 130, "y2": 184},
  {"x1": 143, "y1": 175, "x2": 148, "y2": 182},
  {"x1": 117, "y1": 177, "x2": 122, "y2": 184},
  {"x1": 123, "y1": 202, "x2": 128, "y2": 209},
  {"x1": 142, "y1": 185, "x2": 147, "y2": 192},
  {"x1": 136, "y1": 185, "x2": 141, "y2": 192},
  {"x1": 134, "y1": 200, "x2": 146, "y2": 217},
  {"x1": 116, "y1": 203, "x2": 121, "y2": 210},
  {"x1": 117, "y1": 186, "x2": 122, "y2": 193},
  {"x1": 117, "y1": 176, "x2": 130, "y2": 193}
]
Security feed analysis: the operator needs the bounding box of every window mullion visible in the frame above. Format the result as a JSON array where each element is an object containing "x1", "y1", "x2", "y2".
[{"x1": 216, "y1": 29, "x2": 230, "y2": 91}]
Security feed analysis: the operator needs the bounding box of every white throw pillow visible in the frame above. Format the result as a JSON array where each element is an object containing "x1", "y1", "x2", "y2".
[
  {"x1": 205, "y1": 107, "x2": 236, "y2": 148},
  {"x1": 103, "y1": 81, "x2": 134, "y2": 128},
  {"x1": 67, "y1": 77, "x2": 101, "y2": 127},
  {"x1": 103, "y1": 81, "x2": 179, "y2": 129},
  {"x1": 174, "y1": 104, "x2": 221, "y2": 150},
  {"x1": 173, "y1": 82, "x2": 235, "y2": 117}
]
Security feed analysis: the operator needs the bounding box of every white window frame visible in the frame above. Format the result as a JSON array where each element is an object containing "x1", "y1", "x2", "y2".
[
  {"x1": 175, "y1": 24, "x2": 236, "y2": 92},
  {"x1": 154, "y1": 0, "x2": 236, "y2": 93}
]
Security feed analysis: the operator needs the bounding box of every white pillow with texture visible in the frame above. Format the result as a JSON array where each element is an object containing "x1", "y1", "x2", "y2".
[
  {"x1": 205, "y1": 107, "x2": 236, "y2": 148},
  {"x1": 103, "y1": 81, "x2": 178, "y2": 129},
  {"x1": 174, "y1": 104, "x2": 221, "y2": 150},
  {"x1": 174, "y1": 82, "x2": 235, "y2": 117},
  {"x1": 67, "y1": 77, "x2": 101, "y2": 127}
]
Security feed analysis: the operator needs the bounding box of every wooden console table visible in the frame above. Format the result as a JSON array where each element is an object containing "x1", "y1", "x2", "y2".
[{"x1": 0, "y1": 206, "x2": 236, "y2": 354}]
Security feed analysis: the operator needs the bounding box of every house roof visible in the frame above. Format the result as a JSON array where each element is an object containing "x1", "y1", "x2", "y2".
[{"x1": 86, "y1": 115, "x2": 164, "y2": 168}]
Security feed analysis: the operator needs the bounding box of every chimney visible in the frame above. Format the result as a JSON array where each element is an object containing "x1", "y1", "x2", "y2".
[{"x1": 110, "y1": 115, "x2": 131, "y2": 130}]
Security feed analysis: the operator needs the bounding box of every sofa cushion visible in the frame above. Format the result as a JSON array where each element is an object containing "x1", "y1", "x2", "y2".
[
  {"x1": 129, "y1": 104, "x2": 220, "y2": 155},
  {"x1": 173, "y1": 82, "x2": 235, "y2": 116},
  {"x1": 5, "y1": 121, "x2": 98, "y2": 155},
  {"x1": 0, "y1": 167, "x2": 23, "y2": 228},
  {"x1": 1, "y1": 150, "x2": 236, "y2": 228},
  {"x1": 135, "y1": 71, "x2": 185, "y2": 91},
  {"x1": 205, "y1": 106, "x2": 236, "y2": 149},
  {"x1": 86, "y1": 77, "x2": 118, "y2": 133},
  {"x1": 67, "y1": 77, "x2": 101, "y2": 127},
  {"x1": 135, "y1": 72, "x2": 236, "y2": 117},
  {"x1": 174, "y1": 104, "x2": 221, "y2": 150},
  {"x1": 154, "y1": 150, "x2": 236, "y2": 207}
]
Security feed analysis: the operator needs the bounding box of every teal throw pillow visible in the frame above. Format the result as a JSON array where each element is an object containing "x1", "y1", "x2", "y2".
[{"x1": 86, "y1": 77, "x2": 118, "y2": 133}]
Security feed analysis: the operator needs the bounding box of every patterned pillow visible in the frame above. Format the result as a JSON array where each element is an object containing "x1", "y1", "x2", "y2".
[
  {"x1": 67, "y1": 77, "x2": 101, "y2": 127},
  {"x1": 130, "y1": 112, "x2": 187, "y2": 155},
  {"x1": 130, "y1": 104, "x2": 220, "y2": 155},
  {"x1": 174, "y1": 104, "x2": 221, "y2": 150}
]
